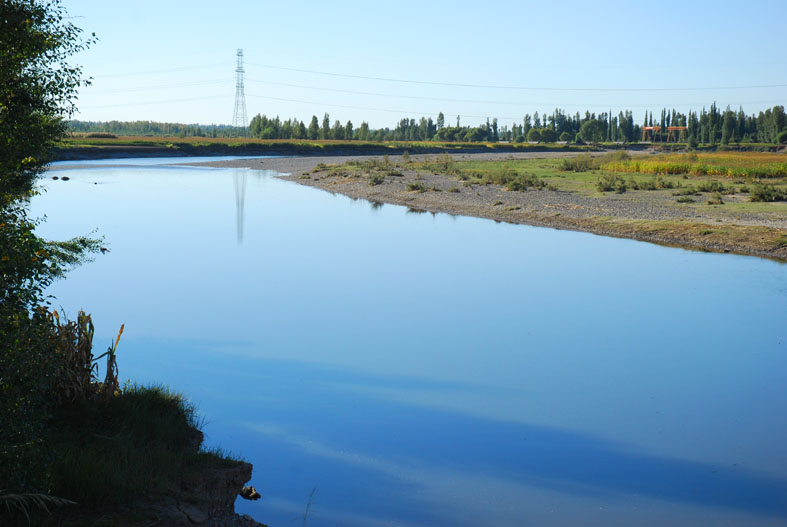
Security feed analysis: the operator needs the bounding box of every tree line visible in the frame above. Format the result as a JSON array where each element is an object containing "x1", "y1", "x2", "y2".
[
  {"x1": 69, "y1": 103, "x2": 787, "y2": 145},
  {"x1": 67, "y1": 120, "x2": 243, "y2": 138}
]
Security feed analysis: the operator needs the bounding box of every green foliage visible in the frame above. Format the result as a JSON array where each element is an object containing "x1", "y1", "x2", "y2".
[
  {"x1": 559, "y1": 132, "x2": 571, "y2": 142},
  {"x1": 47, "y1": 384, "x2": 237, "y2": 509},
  {"x1": 635, "y1": 176, "x2": 676, "y2": 190},
  {"x1": 579, "y1": 119, "x2": 606, "y2": 143},
  {"x1": 696, "y1": 180, "x2": 729, "y2": 193},
  {"x1": 1, "y1": 0, "x2": 102, "y2": 504},
  {"x1": 1, "y1": 0, "x2": 95, "y2": 198},
  {"x1": 504, "y1": 171, "x2": 546, "y2": 191},
  {"x1": 561, "y1": 151, "x2": 630, "y2": 172},
  {"x1": 560, "y1": 153, "x2": 594, "y2": 172},
  {"x1": 676, "y1": 196, "x2": 696, "y2": 203},
  {"x1": 597, "y1": 174, "x2": 627, "y2": 193},
  {"x1": 406, "y1": 182, "x2": 426, "y2": 192},
  {"x1": 538, "y1": 128, "x2": 558, "y2": 143},
  {"x1": 707, "y1": 192, "x2": 724, "y2": 205},
  {"x1": 777, "y1": 130, "x2": 787, "y2": 144},
  {"x1": 368, "y1": 173, "x2": 385, "y2": 185},
  {"x1": 749, "y1": 184, "x2": 787, "y2": 202},
  {"x1": 527, "y1": 128, "x2": 542, "y2": 142}
]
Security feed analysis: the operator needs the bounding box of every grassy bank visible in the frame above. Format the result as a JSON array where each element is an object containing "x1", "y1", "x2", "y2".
[{"x1": 0, "y1": 312, "x2": 247, "y2": 526}]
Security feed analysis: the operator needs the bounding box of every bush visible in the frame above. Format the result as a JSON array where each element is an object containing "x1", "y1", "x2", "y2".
[
  {"x1": 539, "y1": 128, "x2": 558, "y2": 143},
  {"x1": 505, "y1": 172, "x2": 545, "y2": 191},
  {"x1": 597, "y1": 174, "x2": 627, "y2": 193},
  {"x1": 368, "y1": 174, "x2": 385, "y2": 185},
  {"x1": 777, "y1": 130, "x2": 787, "y2": 145},
  {"x1": 560, "y1": 153, "x2": 594, "y2": 171},
  {"x1": 707, "y1": 192, "x2": 724, "y2": 205},
  {"x1": 406, "y1": 182, "x2": 426, "y2": 192},
  {"x1": 749, "y1": 184, "x2": 787, "y2": 202},
  {"x1": 527, "y1": 128, "x2": 542, "y2": 142},
  {"x1": 697, "y1": 180, "x2": 728, "y2": 193},
  {"x1": 559, "y1": 132, "x2": 571, "y2": 142}
]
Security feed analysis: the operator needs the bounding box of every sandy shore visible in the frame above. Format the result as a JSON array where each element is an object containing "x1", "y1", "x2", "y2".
[{"x1": 196, "y1": 152, "x2": 787, "y2": 261}]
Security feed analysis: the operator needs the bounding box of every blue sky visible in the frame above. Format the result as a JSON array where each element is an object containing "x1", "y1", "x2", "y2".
[{"x1": 64, "y1": 0, "x2": 786, "y2": 129}]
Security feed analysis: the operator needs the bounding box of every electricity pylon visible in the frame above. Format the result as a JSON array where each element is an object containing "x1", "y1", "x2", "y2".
[{"x1": 232, "y1": 49, "x2": 247, "y2": 128}]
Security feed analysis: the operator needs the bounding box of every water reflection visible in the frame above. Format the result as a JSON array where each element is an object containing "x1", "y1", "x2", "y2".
[{"x1": 233, "y1": 171, "x2": 247, "y2": 244}]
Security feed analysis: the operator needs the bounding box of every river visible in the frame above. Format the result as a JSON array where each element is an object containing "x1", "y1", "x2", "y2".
[{"x1": 33, "y1": 157, "x2": 787, "y2": 526}]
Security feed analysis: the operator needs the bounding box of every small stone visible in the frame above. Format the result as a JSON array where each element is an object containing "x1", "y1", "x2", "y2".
[{"x1": 239, "y1": 486, "x2": 261, "y2": 501}]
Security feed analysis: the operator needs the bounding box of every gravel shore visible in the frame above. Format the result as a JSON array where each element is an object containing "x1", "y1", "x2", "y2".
[{"x1": 196, "y1": 152, "x2": 787, "y2": 261}]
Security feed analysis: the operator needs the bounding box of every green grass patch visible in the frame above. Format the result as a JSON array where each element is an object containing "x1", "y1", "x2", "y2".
[{"x1": 47, "y1": 384, "x2": 239, "y2": 509}]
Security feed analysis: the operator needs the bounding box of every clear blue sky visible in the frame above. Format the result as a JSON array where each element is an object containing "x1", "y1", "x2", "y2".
[{"x1": 64, "y1": 0, "x2": 786, "y2": 129}]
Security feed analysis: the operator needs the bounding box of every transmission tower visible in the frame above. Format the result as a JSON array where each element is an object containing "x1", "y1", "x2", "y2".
[{"x1": 232, "y1": 49, "x2": 247, "y2": 128}]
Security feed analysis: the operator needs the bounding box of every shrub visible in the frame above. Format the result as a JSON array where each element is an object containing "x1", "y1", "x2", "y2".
[
  {"x1": 697, "y1": 180, "x2": 727, "y2": 193},
  {"x1": 707, "y1": 192, "x2": 724, "y2": 205},
  {"x1": 777, "y1": 130, "x2": 787, "y2": 145},
  {"x1": 749, "y1": 184, "x2": 787, "y2": 202},
  {"x1": 368, "y1": 174, "x2": 385, "y2": 185},
  {"x1": 406, "y1": 182, "x2": 426, "y2": 192},
  {"x1": 559, "y1": 132, "x2": 571, "y2": 142},
  {"x1": 527, "y1": 128, "x2": 542, "y2": 142},
  {"x1": 597, "y1": 174, "x2": 627, "y2": 193},
  {"x1": 676, "y1": 196, "x2": 696, "y2": 203},
  {"x1": 561, "y1": 153, "x2": 594, "y2": 172}
]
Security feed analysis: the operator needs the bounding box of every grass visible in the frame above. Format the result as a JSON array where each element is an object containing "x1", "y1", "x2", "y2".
[
  {"x1": 601, "y1": 151, "x2": 787, "y2": 179},
  {"x1": 47, "y1": 384, "x2": 239, "y2": 510}
]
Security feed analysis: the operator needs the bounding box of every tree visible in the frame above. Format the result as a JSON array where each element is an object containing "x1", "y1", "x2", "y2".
[
  {"x1": 539, "y1": 128, "x2": 558, "y2": 142},
  {"x1": 436, "y1": 112, "x2": 445, "y2": 130},
  {"x1": 1, "y1": 0, "x2": 95, "y2": 197},
  {"x1": 527, "y1": 128, "x2": 542, "y2": 142},
  {"x1": 332, "y1": 120, "x2": 345, "y2": 140},
  {"x1": 579, "y1": 119, "x2": 606, "y2": 143},
  {"x1": 559, "y1": 132, "x2": 571, "y2": 142},
  {"x1": 1, "y1": 0, "x2": 100, "y2": 493},
  {"x1": 358, "y1": 121, "x2": 370, "y2": 141},
  {"x1": 308, "y1": 115, "x2": 319, "y2": 139},
  {"x1": 321, "y1": 113, "x2": 331, "y2": 140},
  {"x1": 345, "y1": 120, "x2": 354, "y2": 140}
]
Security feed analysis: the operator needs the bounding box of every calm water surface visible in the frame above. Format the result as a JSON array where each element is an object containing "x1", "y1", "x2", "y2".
[{"x1": 33, "y1": 158, "x2": 787, "y2": 526}]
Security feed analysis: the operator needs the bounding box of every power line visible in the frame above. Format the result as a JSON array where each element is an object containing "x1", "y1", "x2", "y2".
[
  {"x1": 89, "y1": 63, "x2": 227, "y2": 79},
  {"x1": 79, "y1": 94, "x2": 231, "y2": 109},
  {"x1": 246, "y1": 61, "x2": 787, "y2": 93},
  {"x1": 245, "y1": 78, "x2": 786, "y2": 110},
  {"x1": 87, "y1": 78, "x2": 232, "y2": 94}
]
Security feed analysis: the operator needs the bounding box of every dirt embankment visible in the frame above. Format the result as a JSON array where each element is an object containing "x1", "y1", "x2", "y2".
[{"x1": 198, "y1": 152, "x2": 787, "y2": 262}]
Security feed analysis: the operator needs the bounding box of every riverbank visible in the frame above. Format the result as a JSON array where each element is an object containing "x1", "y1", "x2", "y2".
[
  {"x1": 52, "y1": 137, "x2": 594, "y2": 161},
  {"x1": 199, "y1": 152, "x2": 787, "y2": 261}
]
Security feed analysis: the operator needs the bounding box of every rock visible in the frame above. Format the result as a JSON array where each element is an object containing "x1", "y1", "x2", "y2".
[{"x1": 239, "y1": 486, "x2": 261, "y2": 500}]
